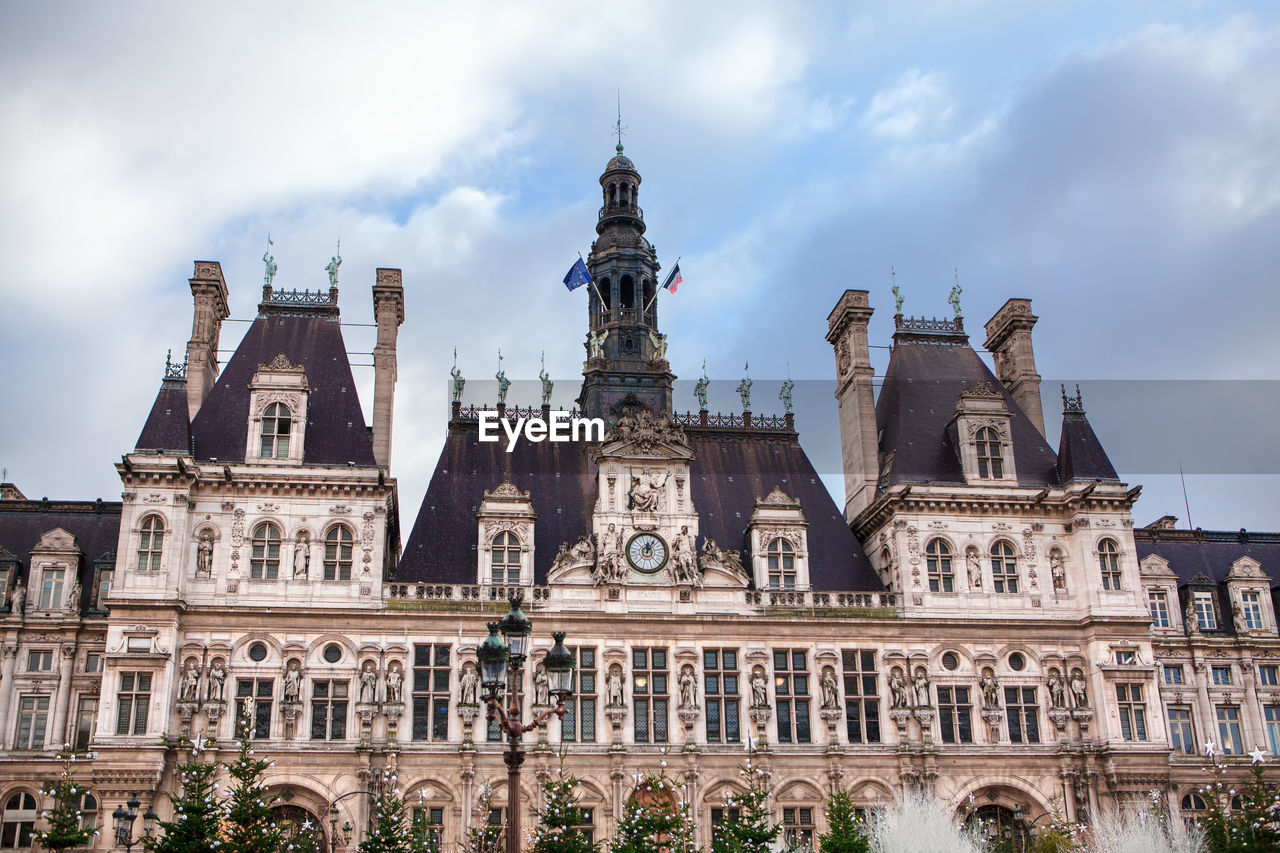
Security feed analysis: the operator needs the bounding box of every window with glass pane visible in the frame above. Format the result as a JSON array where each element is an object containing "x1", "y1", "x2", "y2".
[
  {"x1": 1240, "y1": 591, "x2": 1264, "y2": 629},
  {"x1": 1147, "y1": 590, "x2": 1170, "y2": 627},
  {"x1": 412, "y1": 644, "x2": 451, "y2": 742},
  {"x1": 116, "y1": 673, "x2": 151, "y2": 736},
  {"x1": 782, "y1": 807, "x2": 815, "y2": 850},
  {"x1": 1216, "y1": 705, "x2": 1243, "y2": 755},
  {"x1": 1193, "y1": 592, "x2": 1216, "y2": 630},
  {"x1": 926, "y1": 539, "x2": 954, "y2": 593},
  {"x1": 260, "y1": 402, "x2": 291, "y2": 458},
  {"x1": 1260, "y1": 666, "x2": 1279, "y2": 687},
  {"x1": 1265, "y1": 706, "x2": 1280, "y2": 756},
  {"x1": 235, "y1": 678, "x2": 274, "y2": 739},
  {"x1": 767, "y1": 539, "x2": 796, "y2": 589},
  {"x1": 704, "y1": 648, "x2": 740, "y2": 744},
  {"x1": 975, "y1": 426, "x2": 1003, "y2": 478},
  {"x1": 937, "y1": 686, "x2": 973, "y2": 744},
  {"x1": 14, "y1": 696, "x2": 49, "y2": 749},
  {"x1": 95, "y1": 569, "x2": 113, "y2": 610},
  {"x1": 1167, "y1": 707, "x2": 1195, "y2": 755},
  {"x1": 633, "y1": 647, "x2": 669, "y2": 743},
  {"x1": 1163, "y1": 665, "x2": 1184, "y2": 685},
  {"x1": 1, "y1": 792, "x2": 36, "y2": 848},
  {"x1": 74, "y1": 696, "x2": 98, "y2": 751},
  {"x1": 323, "y1": 526, "x2": 354, "y2": 581},
  {"x1": 989, "y1": 541, "x2": 1019, "y2": 593},
  {"x1": 137, "y1": 515, "x2": 164, "y2": 571},
  {"x1": 1116, "y1": 684, "x2": 1148, "y2": 741},
  {"x1": 842, "y1": 650, "x2": 880, "y2": 744},
  {"x1": 774, "y1": 649, "x2": 811, "y2": 744},
  {"x1": 76, "y1": 791, "x2": 97, "y2": 831},
  {"x1": 39, "y1": 568, "x2": 64, "y2": 610},
  {"x1": 27, "y1": 650, "x2": 52, "y2": 672},
  {"x1": 310, "y1": 680, "x2": 349, "y2": 740},
  {"x1": 1211, "y1": 666, "x2": 1231, "y2": 685},
  {"x1": 1004, "y1": 686, "x2": 1040, "y2": 744},
  {"x1": 412, "y1": 807, "x2": 445, "y2": 847},
  {"x1": 250, "y1": 522, "x2": 282, "y2": 580},
  {"x1": 561, "y1": 647, "x2": 597, "y2": 743},
  {"x1": 571, "y1": 808, "x2": 596, "y2": 844},
  {"x1": 1097, "y1": 540, "x2": 1122, "y2": 590},
  {"x1": 490, "y1": 532, "x2": 521, "y2": 584},
  {"x1": 711, "y1": 808, "x2": 741, "y2": 849}
]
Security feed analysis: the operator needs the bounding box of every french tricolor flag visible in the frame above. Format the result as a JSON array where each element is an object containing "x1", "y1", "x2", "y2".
[{"x1": 661, "y1": 262, "x2": 682, "y2": 294}]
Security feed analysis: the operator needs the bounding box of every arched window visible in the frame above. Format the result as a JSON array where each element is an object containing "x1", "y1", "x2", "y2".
[
  {"x1": 967, "y1": 804, "x2": 1029, "y2": 852},
  {"x1": 1, "y1": 791, "x2": 37, "y2": 848},
  {"x1": 1098, "y1": 539, "x2": 1122, "y2": 590},
  {"x1": 273, "y1": 805, "x2": 326, "y2": 849},
  {"x1": 490, "y1": 532, "x2": 521, "y2": 584},
  {"x1": 620, "y1": 275, "x2": 635, "y2": 309},
  {"x1": 975, "y1": 427, "x2": 1004, "y2": 479},
  {"x1": 260, "y1": 402, "x2": 292, "y2": 459},
  {"x1": 767, "y1": 539, "x2": 796, "y2": 589},
  {"x1": 136, "y1": 515, "x2": 164, "y2": 572},
  {"x1": 926, "y1": 539, "x2": 954, "y2": 593},
  {"x1": 250, "y1": 523, "x2": 282, "y2": 580},
  {"x1": 324, "y1": 526, "x2": 354, "y2": 581},
  {"x1": 990, "y1": 541, "x2": 1019, "y2": 594},
  {"x1": 76, "y1": 791, "x2": 97, "y2": 831}
]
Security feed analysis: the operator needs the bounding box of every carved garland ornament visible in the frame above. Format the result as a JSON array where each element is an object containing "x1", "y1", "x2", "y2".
[
  {"x1": 251, "y1": 391, "x2": 305, "y2": 419},
  {"x1": 483, "y1": 520, "x2": 530, "y2": 544}
]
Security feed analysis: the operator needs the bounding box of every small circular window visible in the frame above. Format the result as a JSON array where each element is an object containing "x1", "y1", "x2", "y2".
[
  {"x1": 248, "y1": 642, "x2": 268, "y2": 662},
  {"x1": 1008, "y1": 652, "x2": 1026, "y2": 672},
  {"x1": 942, "y1": 652, "x2": 960, "y2": 671},
  {"x1": 323, "y1": 644, "x2": 342, "y2": 664}
]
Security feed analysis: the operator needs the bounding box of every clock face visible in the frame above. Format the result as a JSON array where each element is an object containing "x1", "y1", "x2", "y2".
[{"x1": 627, "y1": 533, "x2": 668, "y2": 574}]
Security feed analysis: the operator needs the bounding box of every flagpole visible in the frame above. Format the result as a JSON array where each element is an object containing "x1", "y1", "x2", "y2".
[{"x1": 644, "y1": 256, "x2": 680, "y2": 315}]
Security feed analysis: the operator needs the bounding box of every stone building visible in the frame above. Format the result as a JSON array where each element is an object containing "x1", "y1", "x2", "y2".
[{"x1": 0, "y1": 147, "x2": 1276, "y2": 851}]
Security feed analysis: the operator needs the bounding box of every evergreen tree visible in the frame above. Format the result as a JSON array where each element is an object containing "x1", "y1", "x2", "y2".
[
  {"x1": 1196, "y1": 752, "x2": 1280, "y2": 853},
  {"x1": 611, "y1": 768, "x2": 695, "y2": 853},
  {"x1": 710, "y1": 759, "x2": 779, "y2": 853},
  {"x1": 32, "y1": 747, "x2": 98, "y2": 852},
  {"x1": 462, "y1": 784, "x2": 504, "y2": 853},
  {"x1": 530, "y1": 769, "x2": 596, "y2": 853},
  {"x1": 358, "y1": 767, "x2": 411, "y2": 853},
  {"x1": 147, "y1": 732, "x2": 223, "y2": 853},
  {"x1": 816, "y1": 788, "x2": 868, "y2": 853},
  {"x1": 222, "y1": 713, "x2": 284, "y2": 853}
]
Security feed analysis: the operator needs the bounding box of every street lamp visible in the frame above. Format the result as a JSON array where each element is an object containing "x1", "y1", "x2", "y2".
[
  {"x1": 482, "y1": 593, "x2": 574, "y2": 853},
  {"x1": 112, "y1": 794, "x2": 156, "y2": 851},
  {"x1": 327, "y1": 804, "x2": 354, "y2": 852}
]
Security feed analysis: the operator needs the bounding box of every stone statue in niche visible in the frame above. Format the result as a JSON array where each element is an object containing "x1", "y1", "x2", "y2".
[
  {"x1": 196, "y1": 533, "x2": 214, "y2": 578},
  {"x1": 1046, "y1": 669, "x2": 1066, "y2": 709},
  {"x1": 606, "y1": 665, "x2": 625, "y2": 707},
  {"x1": 386, "y1": 666, "x2": 403, "y2": 704},
  {"x1": 9, "y1": 578, "x2": 24, "y2": 615},
  {"x1": 628, "y1": 468, "x2": 669, "y2": 513},
  {"x1": 750, "y1": 669, "x2": 769, "y2": 708},
  {"x1": 596, "y1": 524, "x2": 625, "y2": 584},
  {"x1": 293, "y1": 536, "x2": 309, "y2": 579},
  {"x1": 979, "y1": 668, "x2": 1000, "y2": 710},
  {"x1": 180, "y1": 660, "x2": 202, "y2": 702},
  {"x1": 533, "y1": 662, "x2": 550, "y2": 706},
  {"x1": 912, "y1": 667, "x2": 932, "y2": 708},
  {"x1": 966, "y1": 547, "x2": 982, "y2": 588},
  {"x1": 207, "y1": 660, "x2": 226, "y2": 701},
  {"x1": 360, "y1": 661, "x2": 378, "y2": 704},
  {"x1": 679, "y1": 665, "x2": 697, "y2": 707},
  {"x1": 889, "y1": 667, "x2": 910, "y2": 709},
  {"x1": 1049, "y1": 550, "x2": 1066, "y2": 591},
  {"x1": 64, "y1": 578, "x2": 82, "y2": 613},
  {"x1": 459, "y1": 665, "x2": 479, "y2": 706},
  {"x1": 1069, "y1": 667, "x2": 1089, "y2": 708},
  {"x1": 820, "y1": 669, "x2": 839, "y2": 710},
  {"x1": 283, "y1": 662, "x2": 302, "y2": 703},
  {"x1": 669, "y1": 526, "x2": 699, "y2": 586}
]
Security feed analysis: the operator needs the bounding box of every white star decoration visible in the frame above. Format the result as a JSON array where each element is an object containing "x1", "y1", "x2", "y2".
[
  {"x1": 1248, "y1": 746, "x2": 1267, "y2": 765},
  {"x1": 1204, "y1": 739, "x2": 1216, "y2": 758}
]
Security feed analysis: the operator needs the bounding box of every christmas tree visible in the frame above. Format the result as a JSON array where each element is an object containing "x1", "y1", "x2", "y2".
[
  {"x1": 709, "y1": 758, "x2": 779, "y2": 853},
  {"x1": 1196, "y1": 749, "x2": 1280, "y2": 853},
  {"x1": 32, "y1": 746, "x2": 98, "y2": 851},
  {"x1": 816, "y1": 788, "x2": 868, "y2": 853},
  {"x1": 462, "y1": 783, "x2": 504, "y2": 853},
  {"x1": 611, "y1": 767, "x2": 696, "y2": 853},
  {"x1": 222, "y1": 712, "x2": 284, "y2": 853},
  {"x1": 146, "y1": 732, "x2": 223, "y2": 853},
  {"x1": 357, "y1": 767, "x2": 411, "y2": 853},
  {"x1": 529, "y1": 769, "x2": 596, "y2": 853}
]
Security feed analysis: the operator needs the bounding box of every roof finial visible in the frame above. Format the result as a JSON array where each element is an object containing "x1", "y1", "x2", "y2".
[
  {"x1": 1060, "y1": 383, "x2": 1084, "y2": 412},
  {"x1": 948, "y1": 268, "x2": 962, "y2": 318},
  {"x1": 891, "y1": 266, "x2": 904, "y2": 315},
  {"x1": 614, "y1": 88, "x2": 627, "y2": 153}
]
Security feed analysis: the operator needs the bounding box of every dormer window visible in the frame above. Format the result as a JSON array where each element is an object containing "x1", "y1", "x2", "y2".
[
  {"x1": 767, "y1": 538, "x2": 797, "y2": 589},
  {"x1": 989, "y1": 540, "x2": 1019, "y2": 593},
  {"x1": 38, "y1": 567, "x2": 65, "y2": 610},
  {"x1": 1097, "y1": 539, "x2": 1122, "y2": 590},
  {"x1": 259, "y1": 402, "x2": 291, "y2": 458},
  {"x1": 975, "y1": 427, "x2": 1004, "y2": 479},
  {"x1": 136, "y1": 515, "x2": 164, "y2": 572},
  {"x1": 1194, "y1": 591, "x2": 1217, "y2": 630},
  {"x1": 1240, "y1": 591, "x2": 1264, "y2": 630},
  {"x1": 490, "y1": 532, "x2": 521, "y2": 584},
  {"x1": 250, "y1": 522, "x2": 282, "y2": 580},
  {"x1": 926, "y1": 539, "x2": 954, "y2": 593}
]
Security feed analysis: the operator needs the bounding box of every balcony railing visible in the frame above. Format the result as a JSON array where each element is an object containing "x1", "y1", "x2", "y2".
[{"x1": 598, "y1": 204, "x2": 643, "y2": 222}]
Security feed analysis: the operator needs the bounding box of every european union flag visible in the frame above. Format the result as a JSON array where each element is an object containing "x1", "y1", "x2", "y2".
[{"x1": 563, "y1": 257, "x2": 593, "y2": 292}]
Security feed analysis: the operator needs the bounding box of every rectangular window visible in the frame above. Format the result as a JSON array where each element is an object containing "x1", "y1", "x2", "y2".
[
  {"x1": 1004, "y1": 686, "x2": 1040, "y2": 744},
  {"x1": 842, "y1": 650, "x2": 880, "y2": 744},
  {"x1": 1266, "y1": 706, "x2": 1280, "y2": 756},
  {"x1": 1216, "y1": 705, "x2": 1243, "y2": 755},
  {"x1": 1115, "y1": 650, "x2": 1136, "y2": 666},
  {"x1": 937, "y1": 686, "x2": 973, "y2": 744},
  {"x1": 782, "y1": 807, "x2": 815, "y2": 850},
  {"x1": 412, "y1": 644, "x2": 451, "y2": 742},
  {"x1": 1116, "y1": 684, "x2": 1148, "y2": 741},
  {"x1": 94, "y1": 570, "x2": 113, "y2": 610},
  {"x1": 633, "y1": 647, "x2": 669, "y2": 744},
  {"x1": 39, "y1": 568, "x2": 64, "y2": 610},
  {"x1": 15, "y1": 695, "x2": 50, "y2": 749},
  {"x1": 411, "y1": 807, "x2": 444, "y2": 848},
  {"x1": 561, "y1": 647, "x2": 597, "y2": 743},
  {"x1": 1259, "y1": 666, "x2": 1279, "y2": 687},
  {"x1": 74, "y1": 696, "x2": 98, "y2": 752},
  {"x1": 1211, "y1": 666, "x2": 1232, "y2": 686},
  {"x1": 711, "y1": 807, "x2": 741, "y2": 849},
  {"x1": 1147, "y1": 590, "x2": 1170, "y2": 628},
  {"x1": 27, "y1": 650, "x2": 52, "y2": 672},
  {"x1": 703, "y1": 648, "x2": 740, "y2": 744},
  {"x1": 774, "y1": 649, "x2": 811, "y2": 744},
  {"x1": 1168, "y1": 706, "x2": 1196, "y2": 755},
  {"x1": 572, "y1": 807, "x2": 596, "y2": 844},
  {"x1": 126, "y1": 636, "x2": 151, "y2": 653},
  {"x1": 235, "y1": 679, "x2": 273, "y2": 739},
  {"x1": 1194, "y1": 592, "x2": 1217, "y2": 630},
  {"x1": 310, "y1": 680, "x2": 349, "y2": 740},
  {"x1": 1240, "y1": 592, "x2": 1264, "y2": 630},
  {"x1": 1162, "y1": 665, "x2": 1184, "y2": 685},
  {"x1": 116, "y1": 673, "x2": 151, "y2": 736}
]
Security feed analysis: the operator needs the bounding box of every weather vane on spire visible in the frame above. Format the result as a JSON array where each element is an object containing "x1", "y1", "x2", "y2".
[{"x1": 614, "y1": 88, "x2": 628, "y2": 153}]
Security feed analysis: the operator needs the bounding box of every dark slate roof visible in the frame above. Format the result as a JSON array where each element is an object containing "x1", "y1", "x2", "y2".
[
  {"x1": 876, "y1": 333, "x2": 1058, "y2": 487},
  {"x1": 0, "y1": 499, "x2": 122, "y2": 615},
  {"x1": 135, "y1": 378, "x2": 192, "y2": 453},
  {"x1": 397, "y1": 423, "x2": 882, "y2": 591},
  {"x1": 189, "y1": 313, "x2": 375, "y2": 466},
  {"x1": 1055, "y1": 410, "x2": 1119, "y2": 483}
]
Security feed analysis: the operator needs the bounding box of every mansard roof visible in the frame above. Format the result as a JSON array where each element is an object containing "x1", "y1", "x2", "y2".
[
  {"x1": 135, "y1": 377, "x2": 192, "y2": 454},
  {"x1": 876, "y1": 326, "x2": 1058, "y2": 487},
  {"x1": 0, "y1": 499, "x2": 122, "y2": 615},
  {"x1": 397, "y1": 419, "x2": 881, "y2": 591},
  {"x1": 1136, "y1": 526, "x2": 1280, "y2": 586},
  {"x1": 1055, "y1": 406, "x2": 1119, "y2": 483},
  {"x1": 189, "y1": 312, "x2": 376, "y2": 466}
]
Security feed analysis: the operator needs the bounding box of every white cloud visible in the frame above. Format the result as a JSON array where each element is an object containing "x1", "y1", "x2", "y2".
[{"x1": 861, "y1": 69, "x2": 952, "y2": 139}]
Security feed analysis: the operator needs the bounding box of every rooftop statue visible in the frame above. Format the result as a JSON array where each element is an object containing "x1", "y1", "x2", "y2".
[
  {"x1": 948, "y1": 269, "x2": 963, "y2": 318},
  {"x1": 495, "y1": 350, "x2": 510, "y2": 405},
  {"x1": 736, "y1": 362, "x2": 752, "y2": 411},
  {"x1": 325, "y1": 239, "x2": 342, "y2": 287},
  {"x1": 779, "y1": 365, "x2": 794, "y2": 414},
  {"x1": 539, "y1": 351, "x2": 553, "y2": 406},
  {"x1": 263, "y1": 234, "x2": 278, "y2": 288},
  {"x1": 694, "y1": 360, "x2": 710, "y2": 411},
  {"x1": 450, "y1": 348, "x2": 465, "y2": 404},
  {"x1": 892, "y1": 266, "x2": 904, "y2": 314}
]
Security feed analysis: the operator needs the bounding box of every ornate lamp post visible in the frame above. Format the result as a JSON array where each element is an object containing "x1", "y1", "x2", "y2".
[
  {"x1": 111, "y1": 793, "x2": 156, "y2": 851},
  {"x1": 477, "y1": 594, "x2": 575, "y2": 853},
  {"x1": 327, "y1": 804, "x2": 354, "y2": 853}
]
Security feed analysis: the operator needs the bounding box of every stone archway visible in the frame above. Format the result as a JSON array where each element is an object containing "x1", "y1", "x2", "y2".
[
  {"x1": 966, "y1": 804, "x2": 1030, "y2": 853},
  {"x1": 271, "y1": 804, "x2": 327, "y2": 852}
]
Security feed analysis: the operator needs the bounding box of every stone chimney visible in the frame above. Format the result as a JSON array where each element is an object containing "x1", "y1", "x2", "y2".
[
  {"x1": 371, "y1": 268, "x2": 405, "y2": 470},
  {"x1": 184, "y1": 261, "x2": 230, "y2": 420},
  {"x1": 984, "y1": 298, "x2": 1045, "y2": 438},
  {"x1": 826, "y1": 290, "x2": 879, "y2": 522}
]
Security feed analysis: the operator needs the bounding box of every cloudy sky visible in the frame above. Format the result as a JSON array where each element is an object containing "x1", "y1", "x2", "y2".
[{"x1": 2, "y1": 1, "x2": 1277, "y2": 533}]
